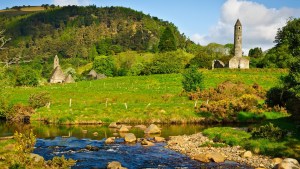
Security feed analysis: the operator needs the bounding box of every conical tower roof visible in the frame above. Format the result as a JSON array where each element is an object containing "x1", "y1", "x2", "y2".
[
  {"x1": 235, "y1": 19, "x2": 242, "y2": 26},
  {"x1": 65, "y1": 74, "x2": 75, "y2": 83}
]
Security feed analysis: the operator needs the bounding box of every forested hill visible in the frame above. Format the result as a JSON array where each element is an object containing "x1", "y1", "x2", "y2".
[{"x1": 0, "y1": 5, "x2": 190, "y2": 61}]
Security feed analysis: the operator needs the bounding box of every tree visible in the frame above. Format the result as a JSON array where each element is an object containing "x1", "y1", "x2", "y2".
[
  {"x1": 266, "y1": 18, "x2": 300, "y2": 120},
  {"x1": 93, "y1": 55, "x2": 116, "y2": 77},
  {"x1": 182, "y1": 66, "x2": 204, "y2": 92},
  {"x1": 248, "y1": 47, "x2": 263, "y2": 58},
  {"x1": 275, "y1": 18, "x2": 300, "y2": 57},
  {"x1": 158, "y1": 26, "x2": 177, "y2": 52},
  {"x1": 260, "y1": 18, "x2": 300, "y2": 68}
]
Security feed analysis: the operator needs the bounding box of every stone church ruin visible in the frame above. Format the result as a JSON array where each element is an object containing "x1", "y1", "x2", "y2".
[{"x1": 49, "y1": 55, "x2": 75, "y2": 83}]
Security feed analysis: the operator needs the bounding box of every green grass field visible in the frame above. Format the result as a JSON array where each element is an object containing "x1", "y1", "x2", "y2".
[{"x1": 8, "y1": 68, "x2": 288, "y2": 124}]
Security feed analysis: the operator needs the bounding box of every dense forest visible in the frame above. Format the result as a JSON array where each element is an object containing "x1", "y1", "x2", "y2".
[{"x1": 0, "y1": 5, "x2": 299, "y2": 85}]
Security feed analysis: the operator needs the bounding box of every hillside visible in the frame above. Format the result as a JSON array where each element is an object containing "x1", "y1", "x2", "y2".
[{"x1": 0, "y1": 5, "x2": 189, "y2": 61}]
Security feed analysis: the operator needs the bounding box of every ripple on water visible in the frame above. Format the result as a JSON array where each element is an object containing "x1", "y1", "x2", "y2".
[{"x1": 34, "y1": 137, "x2": 253, "y2": 169}]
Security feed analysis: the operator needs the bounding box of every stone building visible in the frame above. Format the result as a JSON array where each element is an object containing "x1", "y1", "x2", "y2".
[
  {"x1": 49, "y1": 55, "x2": 75, "y2": 83},
  {"x1": 229, "y1": 19, "x2": 249, "y2": 69},
  {"x1": 87, "y1": 69, "x2": 107, "y2": 80},
  {"x1": 212, "y1": 60, "x2": 225, "y2": 69}
]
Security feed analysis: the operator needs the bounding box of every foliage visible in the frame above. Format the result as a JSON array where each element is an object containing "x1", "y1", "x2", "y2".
[
  {"x1": 46, "y1": 155, "x2": 76, "y2": 168},
  {"x1": 148, "y1": 50, "x2": 192, "y2": 74},
  {"x1": 28, "y1": 92, "x2": 51, "y2": 109},
  {"x1": 193, "y1": 81, "x2": 268, "y2": 121},
  {"x1": 15, "y1": 67, "x2": 39, "y2": 87},
  {"x1": 158, "y1": 26, "x2": 177, "y2": 52},
  {"x1": 260, "y1": 18, "x2": 300, "y2": 68},
  {"x1": 202, "y1": 127, "x2": 251, "y2": 146},
  {"x1": 182, "y1": 66, "x2": 204, "y2": 92},
  {"x1": 265, "y1": 86, "x2": 291, "y2": 107},
  {"x1": 14, "y1": 130, "x2": 36, "y2": 153},
  {"x1": 203, "y1": 126, "x2": 299, "y2": 159},
  {"x1": 250, "y1": 123, "x2": 287, "y2": 141},
  {"x1": 248, "y1": 47, "x2": 263, "y2": 58},
  {"x1": 6, "y1": 104, "x2": 35, "y2": 122},
  {"x1": 92, "y1": 55, "x2": 116, "y2": 77}
]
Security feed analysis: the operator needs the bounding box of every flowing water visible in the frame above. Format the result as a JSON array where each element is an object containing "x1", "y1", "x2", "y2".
[{"x1": 0, "y1": 121, "x2": 253, "y2": 169}]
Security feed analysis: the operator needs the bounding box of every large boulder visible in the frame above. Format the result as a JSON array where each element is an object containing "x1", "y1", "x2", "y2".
[
  {"x1": 124, "y1": 133, "x2": 136, "y2": 143},
  {"x1": 242, "y1": 151, "x2": 252, "y2": 158},
  {"x1": 109, "y1": 122, "x2": 118, "y2": 128},
  {"x1": 144, "y1": 124, "x2": 161, "y2": 134},
  {"x1": 192, "y1": 154, "x2": 210, "y2": 163},
  {"x1": 207, "y1": 152, "x2": 225, "y2": 163},
  {"x1": 154, "y1": 136, "x2": 165, "y2": 142},
  {"x1": 276, "y1": 158, "x2": 300, "y2": 169},
  {"x1": 141, "y1": 139, "x2": 155, "y2": 146},
  {"x1": 105, "y1": 137, "x2": 115, "y2": 144},
  {"x1": 192, "y1": 152, "x2": 225, "y2": 163},
  {"x1": 107, "y1": 161, "x2": 127, "y2": 169},
  {"x1": 119, "y1": 125, "x2": 129, "y2": 132}
]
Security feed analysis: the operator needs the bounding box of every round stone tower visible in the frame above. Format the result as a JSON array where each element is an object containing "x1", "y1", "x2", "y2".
[
  {"x1": 234, "y1": 19, "x2": 242, "y2": 57},
  {"x1": 53, "y1": 55, "x2": 59, "y2": 69}
]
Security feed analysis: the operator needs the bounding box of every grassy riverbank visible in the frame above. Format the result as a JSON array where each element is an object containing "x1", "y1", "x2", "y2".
[{"x1": 9, "y1": 68, "x2": 287, "y2": 124}]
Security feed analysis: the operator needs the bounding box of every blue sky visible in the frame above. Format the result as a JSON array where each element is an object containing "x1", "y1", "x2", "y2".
[{"x1": 1, "y1": 0, "x2": 300, "y2": 53}]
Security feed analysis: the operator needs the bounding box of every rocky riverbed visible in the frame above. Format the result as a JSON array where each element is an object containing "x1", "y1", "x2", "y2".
[{"x1": 165, "y1": 132, "x2": 279, "y2": 169}]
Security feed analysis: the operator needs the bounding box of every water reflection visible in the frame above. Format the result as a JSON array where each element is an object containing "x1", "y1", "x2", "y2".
[{"x1": 0, "y1": 121, "x2": 207, "y2": 139}]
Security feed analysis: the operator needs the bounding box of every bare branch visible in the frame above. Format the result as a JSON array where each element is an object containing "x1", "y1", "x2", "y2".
[{"x1": 0, "y1": 30, "x2": 11, "y2": 50}]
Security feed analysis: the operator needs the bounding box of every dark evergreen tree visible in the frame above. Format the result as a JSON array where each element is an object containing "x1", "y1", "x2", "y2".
[{"x1": 158, "y1": 26, "x2": 177, "y2": 52}]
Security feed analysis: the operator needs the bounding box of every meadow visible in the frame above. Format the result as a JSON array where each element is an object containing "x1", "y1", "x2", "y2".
[{"x1": 9, "y1": 68, "x2": 288, "y2": 124}]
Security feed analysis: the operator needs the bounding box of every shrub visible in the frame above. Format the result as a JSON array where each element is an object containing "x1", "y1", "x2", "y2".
[
  {"x1": 14, "y1": 130, "x2": 36, "y2": 154},
  {"x1": 15, "y1": 67, "x2": 39, "y2": 87},
  {"x1": 6, "y1": 104, "x2": 35, "y2": 122},
  {"x1": 28, "y1": 92, "x2": 50, "y2": 109},
  {"x1": 0, "y1": 96, "x2": 9, "y2": 118},
  {"x1": 194, "y1": 81, "x2": 268, "y2": 121},
  {"x1": 182, "y1": 66, "x2": 204, "y2": 92},
  {"x1": 265, "y1": 86, "x2": 291, "y2": 107},
  {"x1": 46, "y1": 155, "x2": 76, "y2": 168},
  {"x1": 251, "y1": 123, "x2": 287, "y2": 141}
]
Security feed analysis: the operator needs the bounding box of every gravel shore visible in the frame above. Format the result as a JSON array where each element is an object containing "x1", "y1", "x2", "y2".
[{"x1": 165, "y1": 132, "x2": 276, "y2": 169}]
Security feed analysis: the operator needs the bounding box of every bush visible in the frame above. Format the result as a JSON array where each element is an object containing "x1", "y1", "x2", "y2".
[
  {"x1": 15, "y1": 67, "x2": 39, "y2": 87},
  {"x1": 251, "y1": 123, "x2": 287, "y2": 141},
  {"x1": 28, "y1": 92, "x2": 50, "y2": 109},
  {"x1": 265, "y1": 86, "x2": 291, "y2": 107},
  {"x1": 195, "y1": 81, "x2": 265, "y2": 120},
  {"x1": 6, "y1": 104, "x2": 35, "y2": 122},
  {"x1": 46, "y1": 155, "x2": 76, "y2": 168},
  {"x1": 182, "y1": 66, "x2": 204, "y2": 92},
  {"x1": 14, "y1": 130, "x2": 36, "y2": 154}
]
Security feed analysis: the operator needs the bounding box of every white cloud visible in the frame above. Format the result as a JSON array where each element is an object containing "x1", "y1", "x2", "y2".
[
  {"x1": 191, "y1": 0, "x2": 300, "y2": 54},
  {"x1": 53, "y1": 0, "x2": 91, "y2": 6}
]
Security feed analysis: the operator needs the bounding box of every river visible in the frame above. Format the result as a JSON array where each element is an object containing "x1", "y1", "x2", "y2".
[{"x1": 0, "y1": 121, "x2": 253, "y2": 169}]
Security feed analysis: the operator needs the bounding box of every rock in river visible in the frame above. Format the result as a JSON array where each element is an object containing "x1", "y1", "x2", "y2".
[
  {"x1": 154, "y1": 136, "x2": 165, "y2": 142},
  {"x1": 107, "y1": 161, "x2": 127, "y2": 169},
  {"x1": 124, "y1": 133, "x2": 136, "y2": 143},
  {"x1": 119, "y1": 125, "x2": 129, "y2": 132},
  {"x1": 144, "y1": 124, "x2": 161, "y2": 134},
  {"x1": 276, "y1": 158, "x2": 300, "y2": 169},
  {"x1": 109, "y1": 122, "x2": 118, "y2": 128},
  {"x1": 105, "y1": 137, "x2": 115, "y2": 144}
]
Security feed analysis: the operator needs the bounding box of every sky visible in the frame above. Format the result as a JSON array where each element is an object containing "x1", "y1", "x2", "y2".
[{"x1": 1, "y1": 0, "x2": 300, "y2": 54}]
